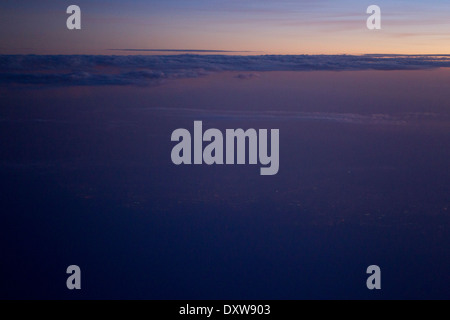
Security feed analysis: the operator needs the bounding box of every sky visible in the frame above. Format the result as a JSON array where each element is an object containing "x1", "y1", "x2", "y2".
[{"x1": 0, "y1": 0, "x2": 450, "y2": 55}]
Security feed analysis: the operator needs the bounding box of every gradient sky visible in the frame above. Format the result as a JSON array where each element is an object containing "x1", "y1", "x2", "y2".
[{"x1": 1, "y1": 0, "x2": 450, "y2": 55}]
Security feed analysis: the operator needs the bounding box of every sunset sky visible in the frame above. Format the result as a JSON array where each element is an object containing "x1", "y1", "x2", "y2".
[{"x1": 1, "y1": 0, "x2": 450, "y2": 55}]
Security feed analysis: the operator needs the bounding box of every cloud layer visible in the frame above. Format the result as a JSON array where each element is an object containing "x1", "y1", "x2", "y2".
[{"x1": 2, "y1": 54, "x2": 450, "y2": 86}]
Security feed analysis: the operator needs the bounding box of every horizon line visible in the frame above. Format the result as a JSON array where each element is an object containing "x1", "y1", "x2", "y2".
[
  {"x1": 107, "y1": 49, "x2": 259, "y2": 53},
  {"x1": 2, "y1": 52, "x2": 450, "y2": 57}
]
